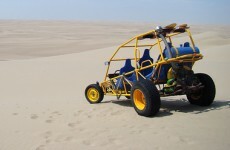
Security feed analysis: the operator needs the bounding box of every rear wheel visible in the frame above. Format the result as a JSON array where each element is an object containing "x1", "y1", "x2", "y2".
[
  {"x1": 187, "y1": 73, "x2": 215, "y2": 106},
  {"x1": 131, "y1": 79, "x2": 161, "y2": 117},
  {"x1": 85, "y1": 84, "x2": 104, "y2": 104}
]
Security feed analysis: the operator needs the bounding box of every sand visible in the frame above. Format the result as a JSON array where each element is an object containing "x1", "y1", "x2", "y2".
[{"x1": 0, "y1": 20, "x2": 229, "y2": 150}]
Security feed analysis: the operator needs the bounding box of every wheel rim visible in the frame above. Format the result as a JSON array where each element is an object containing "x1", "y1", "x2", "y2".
[
  {"x1": 190, "y1": 89, "x2": 203, "y2": 100},
  {"x1": 133, "y1": 89, "x2": 146, "y2": 110},
  {"x1": 87, "y1": 87, "x2": 99, "y2": 102}
]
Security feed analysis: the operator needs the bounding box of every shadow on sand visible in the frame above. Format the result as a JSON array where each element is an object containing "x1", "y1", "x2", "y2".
[
  {"x1": 102, "y1": 98, "x2": 230, "y2": 117},
  {"x1": 157, "y1": 98, "x2": 230, "y2": 117}
]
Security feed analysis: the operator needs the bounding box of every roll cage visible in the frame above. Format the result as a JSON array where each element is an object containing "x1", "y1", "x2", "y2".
[{"x1": 100, "y1": 24, "x2": 203, "y2": 97}]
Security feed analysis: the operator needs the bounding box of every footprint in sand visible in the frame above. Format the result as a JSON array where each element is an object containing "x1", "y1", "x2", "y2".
[
  {"x1": 52, "y1": 111, "x2": 62, "y2": 116},
  {"x1": 73, "y1": 113, "x2": 78, "y2": 117},
  {"x1": 45, "y1": 139, "x2": 52, "y2": 144},
  {"x1": 87, "y1": 115, "x2": 92, "y2": 118},
  {"x1": 42, "y1": 131, "x2": 53, "y2": 144},
  {"x1": 12, "y1": 113, "x2": 18, "y2": 116},
  {"x1": 44, "y1": 111, "x2": 62, "y2": 124},
  {"x1": 44, "y1": 131, "x2": 52, "y2": 138},
  {"x1": 65, "y1": 136, "x2": 74, "y2": 142},
  {"x1": 55, "y1": 135, "x2": 73, "y2": 142},
  {"x1": 30, "y1": 114, "x2": 39, "y2": 119},
  {"x1": 73, "y1": 110, "x2": 84, "y2": 117},
  {"x1": 67, "y1": 122, "x2": 78, "y2": 128},
  {"x1": 16, "y1": 104, "x2": 20, "y2": 109},
  {"x1": 45, "y1": 119, "x2": 53, "y2": 123},
  {"x1": 14, "y1": 130, "x2": 20, "y2": 134},
  {"x1": 35, "y1": 145, "x2": 46, "y2": 150},
  {"x1": 108, "y1": 137, "x2": 122, "y2": 145},
  {"x1": 82, "y1": 140, "x2": 92, "y2": 146}
]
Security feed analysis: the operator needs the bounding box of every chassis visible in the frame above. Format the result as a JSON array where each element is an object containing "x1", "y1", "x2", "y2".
[{"x1": 85, "y1": 23, "x2": 216, "y2": 117}]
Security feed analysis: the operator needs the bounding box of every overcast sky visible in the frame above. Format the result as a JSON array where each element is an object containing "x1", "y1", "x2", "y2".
[{"x1": 0, "y1": 0, "x2": 229, "y2": 24}]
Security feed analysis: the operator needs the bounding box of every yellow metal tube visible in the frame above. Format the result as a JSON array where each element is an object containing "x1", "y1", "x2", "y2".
[
  {"x1": 134, "y1": 38, "x2": 139, "y2": 80},
  {"x1": 122, "y1": 44, "x2": 155, "y2": 48},
  {"x1": 155, "y1": 31, "x2": 165, "y2": 62},
  {"x1": 104, "y1": 63, "x2": 110, "y2": 81},
  {"x1": 104, "y1": 36, "x2": 136, "y2": 81},
  {"x1": 111, "y1": 58, "x2": 135, "y2": 61},
  {"x1": 186, "y1": 29, "x2": 196, "y2": 52},
  {"x1": 169, "y1": 36, "x2": 172, "y2": 43}
]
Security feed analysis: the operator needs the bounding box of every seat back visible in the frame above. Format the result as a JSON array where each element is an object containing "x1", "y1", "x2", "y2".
[
  {"x1": 120, "y1": 59, "x2": 135, "y2": 76},
  {"x1": 116, "y1": 59, "x2": 135, "y2": 89},
  {"x1": 139, "y1": 49, "x2": 154, "y2": 76}
]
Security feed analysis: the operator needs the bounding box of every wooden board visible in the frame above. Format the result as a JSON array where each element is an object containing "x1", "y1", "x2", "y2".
[
  {"x1": 164, "y1": 23, "x2": 177, "y2": 29},
  {"x1": 179, "y1": 24, "x2": 188, "y2": 28}
]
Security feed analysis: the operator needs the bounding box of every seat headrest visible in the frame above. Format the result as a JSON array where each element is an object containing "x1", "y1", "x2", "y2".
[
  {"x1": 124, "y1": 59, "x2": 132, "y2": 67},
  {"x1": 142, "y1": 49, "x2": 151, "y2": 58},
  {"x1": 120, "y1": 59, "x2": 135, "y2": 75}
]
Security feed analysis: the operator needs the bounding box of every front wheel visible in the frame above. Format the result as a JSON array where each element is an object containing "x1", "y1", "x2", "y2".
[
  {"x1": 85, "y1": 84, "x2": 104, "y2": 104},
  {"x1": 187, "y1": 73, "x2": 216, "y2": 106},
  {"x1": 131, "y1": 79, "x2": 161, "y2": 117}
]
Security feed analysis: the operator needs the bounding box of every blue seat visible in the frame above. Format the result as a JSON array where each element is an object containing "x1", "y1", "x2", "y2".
[
  {"x1": 119, "y1": 59, "x2": 135, "y2": 77},
  {"x1": 130, "y1": 69, "x2": 154, "y2": 82},
  {"x1": 139, "y1": 49, "x2": 154, "y2": 77},
  {"x1": 116, "y1": 59, "x2": 135, "y2": 89},
  {"x1": 127, "y1": 49, "x2": 154, "y2": 82}
]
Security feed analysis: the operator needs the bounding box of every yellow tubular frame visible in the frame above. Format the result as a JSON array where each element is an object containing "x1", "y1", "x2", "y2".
[{"x1": 101, "y1": 26, "x2": 203, "y2": 97}]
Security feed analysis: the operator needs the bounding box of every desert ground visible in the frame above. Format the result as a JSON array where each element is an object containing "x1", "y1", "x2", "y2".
[{"x1": 0, "y1": 20, "x2": 229, "y2": 150}]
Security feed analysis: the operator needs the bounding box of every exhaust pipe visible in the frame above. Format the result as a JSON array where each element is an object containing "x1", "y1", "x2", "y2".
[{"x1": 155, "y1": 26, "x2": 179, "y2": 72}]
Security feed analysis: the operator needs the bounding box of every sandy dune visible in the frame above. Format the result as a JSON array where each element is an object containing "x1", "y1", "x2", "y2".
[{"x1": 0, "y1": 21, "x2": 229, "y2": 150}]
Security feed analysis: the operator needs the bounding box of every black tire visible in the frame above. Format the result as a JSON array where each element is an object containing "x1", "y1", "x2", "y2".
[
  {"x1": 131, "y1": 79, "x2": 161, "y2": 117},
  {"x1": 187, "y1": 73, "x2": 215, "y2": 106},
  {"x1": 85, "y1": 84, "x2": 104, "y2": 104}
]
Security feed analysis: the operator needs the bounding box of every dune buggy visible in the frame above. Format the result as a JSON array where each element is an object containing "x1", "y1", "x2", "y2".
[{"x1": 85, "y1": 23, "x2": 216, "y2": 117}]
